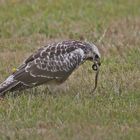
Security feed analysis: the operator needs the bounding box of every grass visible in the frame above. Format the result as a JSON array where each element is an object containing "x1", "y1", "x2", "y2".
[{"x1": 0, "y1": 0, "x2": 140, "y2": 139}]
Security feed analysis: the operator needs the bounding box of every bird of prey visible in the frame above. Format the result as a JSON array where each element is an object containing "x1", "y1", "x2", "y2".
[{"x1": 0, "y1": 40, "x2": 101, "y2": 97}]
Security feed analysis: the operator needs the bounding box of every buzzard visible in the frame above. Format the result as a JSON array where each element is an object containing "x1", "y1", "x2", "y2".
[{"x1": 0, "y1": 40, "x2": 101, "y2": 97}]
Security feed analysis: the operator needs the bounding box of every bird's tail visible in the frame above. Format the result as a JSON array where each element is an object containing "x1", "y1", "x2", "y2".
[{"x1": 0, "y1": 75, "x2": 19, "y2": 97}]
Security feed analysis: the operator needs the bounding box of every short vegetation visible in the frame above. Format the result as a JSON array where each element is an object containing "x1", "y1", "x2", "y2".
[{"x1": 0, "y1": 0, "x2": 140, "y2": 140}]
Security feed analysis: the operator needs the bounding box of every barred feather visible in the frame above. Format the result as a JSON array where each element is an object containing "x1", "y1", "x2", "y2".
[{"x1": 0, "y1": 40, "x2": 101, "y2": 96}]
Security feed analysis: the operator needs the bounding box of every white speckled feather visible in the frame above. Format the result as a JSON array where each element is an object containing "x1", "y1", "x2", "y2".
[{"x1": 0, "y1": 40, "x2": 101, "y2": 96}]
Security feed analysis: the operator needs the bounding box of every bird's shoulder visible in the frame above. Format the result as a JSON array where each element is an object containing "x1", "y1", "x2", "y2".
[{"x1": 24, "y1": 40, "x2": 88, "y2": 64}]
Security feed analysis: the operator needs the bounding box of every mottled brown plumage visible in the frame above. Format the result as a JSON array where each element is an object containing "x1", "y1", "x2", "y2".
[{"x1": 0, "y1": 40, "x2": 101, "y2": 96}]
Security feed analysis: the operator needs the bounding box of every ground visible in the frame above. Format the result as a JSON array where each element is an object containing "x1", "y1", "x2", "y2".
[{"x1": 0, "y1": 0, "x2": 140, "y2": 140}]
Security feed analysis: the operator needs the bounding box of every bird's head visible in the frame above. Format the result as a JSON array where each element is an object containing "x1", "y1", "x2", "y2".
[{"x1": 86, "y1": 42, "x2": 101, "y2": 71}]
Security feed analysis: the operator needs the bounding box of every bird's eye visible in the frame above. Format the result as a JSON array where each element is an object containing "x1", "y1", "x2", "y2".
[{"x1": 95, "y1": 54, "x2": 99, "y2": 59}]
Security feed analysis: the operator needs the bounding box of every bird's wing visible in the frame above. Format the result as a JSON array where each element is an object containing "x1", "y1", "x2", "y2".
[
  {"x1": 17, "y1": 40, "x2": 85, "y2": 70},
  {"x1": 13, "y1": 41, "x2": 86, "y2": 86}
]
